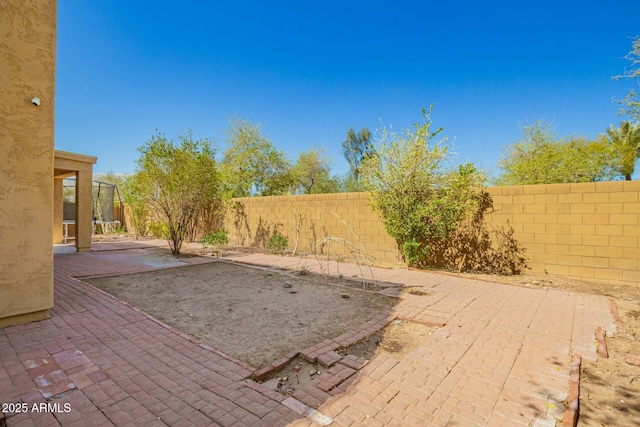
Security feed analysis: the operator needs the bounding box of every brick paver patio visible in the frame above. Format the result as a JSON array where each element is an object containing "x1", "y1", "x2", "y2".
[{"x1": 0, "y1": 242, "x2": 614, "y2": 426}]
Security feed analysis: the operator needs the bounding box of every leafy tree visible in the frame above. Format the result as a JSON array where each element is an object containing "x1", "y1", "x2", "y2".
[
  {"x1": 497, "y1": 120, "x2": 620, "y2": 185},
  {"x1": 342, "y1": 127, "x2": 374, "y2": 185},
  {"x1": 133, "y1": 130, "x2": 223, "y2": 254},
  {"x1": 604, "y1": 121, "x2": 640, "y2": 180},
  {"x1": 340, "y1": 173, "x2": 364, "y2": 193},
  {"x1": 291, "y1": 147, "x2": 341, "y2": 194},
  {"x1": 221, "y1": 118, "x2": 292, "y2": 197},
  {"x1": 614, "y1": 36, "x2": 640, "y2": 123},
  {"x1": 93, "y1": 171, "x2": 126, "y2": 211},
  {"x1": 361, "y1": 106, "x2": 485, "y2": 267},
  {"x1": 93, "y1": 171, "x2": 126, "y2": 189}
]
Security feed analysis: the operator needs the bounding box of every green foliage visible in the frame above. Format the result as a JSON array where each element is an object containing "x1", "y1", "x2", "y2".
[
  {"x1": 93, "y1": 171, "x2": 126, "y2": 189},
  {"x1": 62, "y1": 178, "x2": 75, "y2": 203},
  {"x1": 614, "y1": 36, "x2": 640, "y2": 123},
  {"x1": 267, "y1": 231, "x2": 288, "y2": 254},
  {"x1": 603, "y1": 121, "x2": 640, "y2": 180},
  {"x1": 291, "y1": 147, "x2": 341, "y2": 194},
  {"x1": 121, "y1": 174, "x2": 148, "y2": 238},
  {"x1": 341, "y1": 173, "x2": 365, "y2": 193},
  {"x1": 342, "y1": 127, "x2": 374, "y2": 184},
  {"x1": 361, "y1": 106, "x2": 485, "y2": 267},
  {"x1": 497, "y1": 120, "x2": 620, "y2": 185},
  {"x1": 148, "y1": 222, "x2": 169, "y2": 239},
  {"x1": 221, "y1": 118, "x2": 293, "y2": 197},
  {"x1": 133, "y1": 130, "x2": 223, "y2": 255},
  {"x1": 199, "y1": 229, "x2": 229, "y2": 250}
]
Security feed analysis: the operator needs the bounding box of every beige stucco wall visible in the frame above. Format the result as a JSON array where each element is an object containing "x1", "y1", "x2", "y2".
[
  {"x1": 54, "y1": 150, "x2": 97, "y2": 251},
  {"x1": 0, "y1": 0, "x2": 57, "y2": 327},
  {"x1": 227, "y1": 181, "x2": 640, "y2": 287}
]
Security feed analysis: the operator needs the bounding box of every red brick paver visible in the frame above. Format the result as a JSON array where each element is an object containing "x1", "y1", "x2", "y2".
[
  {"x1": 1, "y1": 244, "x2": 302, "y2": 426},
  {"x1": 226, "y1": 252, "x2": 615, "y2": 427},
  {"x1": 1, "y1": 243, "x2": 615, "y2": 426}
]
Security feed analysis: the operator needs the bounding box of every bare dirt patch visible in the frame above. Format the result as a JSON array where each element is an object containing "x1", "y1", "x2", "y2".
[
  {"x1": 261, "y1": 320, "x2": 437, "y2": 395},
  {"x1": 578, "y1": 297, "x2": 640, "y2": 427},
  {"x1": 337, "y1": 319, "x2": 437, "y2": 361},
  {"x1": 84, "y1": 260, "x2": 395, "y2": 368}
]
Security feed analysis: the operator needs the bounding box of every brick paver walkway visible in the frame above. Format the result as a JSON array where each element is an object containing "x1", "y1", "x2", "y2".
[
  {"x1": 0, "y1": 243, "x2": 614, "y2": 426},
  {"x1": 223, "y1": 253, "x2": 615, "y2": 427}
]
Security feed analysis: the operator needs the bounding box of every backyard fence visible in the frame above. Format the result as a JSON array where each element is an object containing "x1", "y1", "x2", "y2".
[{"x1": 223, "y1": 181, "x2": 640, "y2": 287}]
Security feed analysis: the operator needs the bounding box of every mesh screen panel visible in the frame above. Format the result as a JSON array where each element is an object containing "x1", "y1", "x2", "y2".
[{"x1": 93, "y1": 182, "x2": 115, "y2": 221}]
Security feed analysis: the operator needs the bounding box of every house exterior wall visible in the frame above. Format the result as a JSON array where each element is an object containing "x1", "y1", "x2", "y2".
[
  {"x1": 53, "y1": 151, "x2": 97, "y2": 252},
  {"x1": 0, "y1": 0, "x2": 57, "y2": 327},
  {"x1": 226, "y1": 181, "x2": 640, "y2": 286}
]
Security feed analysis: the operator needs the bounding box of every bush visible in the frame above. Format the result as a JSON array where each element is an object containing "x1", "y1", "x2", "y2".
[
  {"x1": 361, "y1": 106, "x2": 485, "y2": 268},
  {"x1": 133, "y1": 130, "x2": 223, "y2": 255},
  {"x1": 267, "y1": 231, "x2": 288, "y2": 254},
  {"x1": 148, "y1": 222, "x2": 169, "y2": 239},
  {"x1": 199, "y1": 230, "x2": 229, "y2": 250}
]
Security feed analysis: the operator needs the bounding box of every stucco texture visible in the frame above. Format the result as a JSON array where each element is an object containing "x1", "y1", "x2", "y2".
[{"x1": 0, "y1": 0, "x2": 57, "y2": 325}]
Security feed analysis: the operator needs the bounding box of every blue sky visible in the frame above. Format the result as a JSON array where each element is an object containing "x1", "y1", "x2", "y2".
[{"x1": 55, "y1": 1, "x2": 640, "y2": 179}]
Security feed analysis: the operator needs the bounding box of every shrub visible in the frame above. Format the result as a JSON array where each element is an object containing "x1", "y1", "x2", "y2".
[
  {"x1": 267, "y1": 231, "x2": 288, "y2": 254},
  {"x1": 361, "y1": 106, "x2": 485, "y2": 268},
  {"x1": 133, "y1": 130, "x2": 223, "y2": 255},
  {"x1": 148, "y1": 222, "x2": 169, "y2": 239},
  {"x1": 199, "y1": 230, "x2": 229, "y2": 250}
]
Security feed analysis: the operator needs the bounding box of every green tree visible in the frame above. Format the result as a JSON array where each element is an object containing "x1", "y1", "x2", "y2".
[
  {"x1": 614, "y1": 36, "x2": 640, "y2": 123},
  {"x1": 604, "y1": 121, "x2": 640, "y2": 180},
  {"x1": 340, "y1": 173, "x2": 364, "y2": 193},
  {"x1": 291, "y1": 147, "x2": 341, "y2": 194},
  {"x1": 93, "y1": 171, "x2": 126, "y2": 189},
  {"x1": 342, "y1": 127, "x2": 374, "y2": 185},
  {"x1": 361, "y1": 106, "x2": 485, "y2": 267},
  {"x1": 221, "y1": 118, "x2": 292, "y2": 197},
  {"x1": 133, "y1": 130, "x2": 223, "y2": 254},
  {"x1": 93, "y1": 171, "x2": 126, "y2": 212},
  {"x1": 497, "y1": 120, "x2": 620, "y2": 185}
]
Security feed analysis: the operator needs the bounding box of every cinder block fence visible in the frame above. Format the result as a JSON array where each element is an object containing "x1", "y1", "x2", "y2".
[
  {"x1": 485, "y1": 181, "x2": 640, "y2": 285},
  {"x1": 225, "y1": 181, "x2": 640, "y2": 287}
]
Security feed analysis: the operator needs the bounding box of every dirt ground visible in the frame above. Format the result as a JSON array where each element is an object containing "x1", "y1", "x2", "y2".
[
  {"x1": 577, "y1": 297, "x2": 640, "y2": 426},
  {"x1": 337, "y1": 319, "x2": 437, "y2": 361},
  {"x1": 84, "y1": 260, "x2": 395, "y2": 368},
  {"x1": 262, "y1": 320, "x2": 437, "y2": 396}
]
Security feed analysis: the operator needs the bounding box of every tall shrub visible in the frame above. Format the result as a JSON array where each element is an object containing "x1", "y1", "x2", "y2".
[
  {"x1": 134, "y1": 130, "x2": 223, "y2": 255},
  {"x1": 361, "y1": 106, "x2": 485, "y2": 267}
]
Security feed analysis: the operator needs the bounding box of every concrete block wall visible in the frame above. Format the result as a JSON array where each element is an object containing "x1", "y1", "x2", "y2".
[
  {"x1": 227, "y1": 193, "x2": 401, "y2": 266},
  {"x1": 486, "y1": 181, "x2": 640, "y2": 285},
  {"x1": 226, "y1": 181, "x2": 640, "y2": 286}
]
